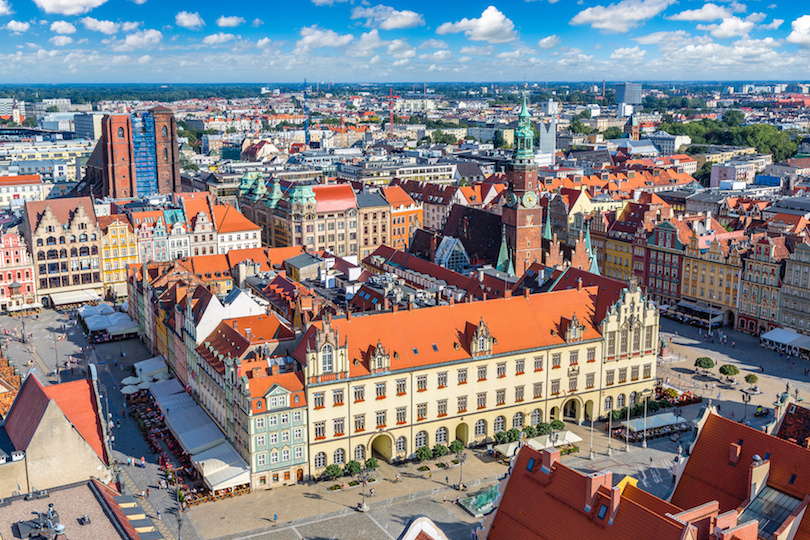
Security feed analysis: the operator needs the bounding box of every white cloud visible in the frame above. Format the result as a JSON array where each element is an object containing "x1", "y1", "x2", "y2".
[
  {"x1": 436, "y1": 6, "x2": 517, "y2": 44},
  {"x1": 667, "y1": 3, "x2": 729, "y2": 21},
  {"x1": 252, "y1": 18, "x2": 263, "y2": 27},
  {"x1": 175, "y1": 11, "x2": 204, "y2": 30},
  {"x1": 729, "y1": 2, "x2": 747, "y2": 13},
  {"x1": 115, "y1": 28, "x2": 162, "y2": 50},
  {"x1": 496, "y1": 50, "x2": 522, "y2": 59},
  {"x1": 294, "y1": 25, "x2": 353, "y2": 55},
  {"x1": 0, "y1": 0, "x2": 10, "y2": 16},
  {"x1": 6, "y1": 20, "x2": 30, "y2": 33},
  {"x1": 33, "y1": 0, "x2": 109, "y2": 16},
  {"x1": 633, "y1": 29, "x2": 691, "y2": 44},
  {"x1": 787, "y1": 15, "x2": 810, "y2": 47},
  {"x1": 348, "y1": 29, "x2": 386, "y2": 57},
  {"x1": 419, "y1": 49, "x2": 452, "y2": 61},
  {"x1": 256, "y1": 37, "x2": 271, "y2": 48},
  {"x1": 697, "y1": 16, "x2": 755, "y2": 38},
  {"x1": 215, "y1": 16, "x2": 245, "y2": 27},
  {"x1": 610, "y1": 45, "x2": 646, "y2": 59},
  {"x1": 570, "y1": 0, "x2": 674, "y2": 33},
  {"x1": 311, "y1": 0, "x2": 347, "y2": 4},
  {"x1": 138, "y1": 54, "x2": 152, "y2": 63},
  {"x1": 81, "y1": 17, "x2": 119, "y2": 34},
  {"x1": 387, "y1": 39, "x2": 416, "y2": 59},
  {"x1": 538, "y1": 34, "x2": 561, "y2": 49},
  {"x1": 392, "y1": 58, "x2": 409, "y2": 66},
  {"x1": 50, "y1": 20, "x2": 76, "y2": 33},
  {"x1": 459, "y1": 44, "x2": 494, "y2": 55},
  {"x1": 202, "y1": 32, "x2": 236, "y2": 45},
  {"x1": 762, "y1": 18, "x2": 783, "y2": 30},
  {"x1": 351, "y1": 5, "x2": 425, "y2": 30},
  {"x1": 418, "y1": 38, "x2": 448, "y2": 49},
  {"x1": 121, "y1": 21, "x2": 139, "y2": 31},
  {"x1": 50, "y1": 35, "x2": 73, "y2": 45}
]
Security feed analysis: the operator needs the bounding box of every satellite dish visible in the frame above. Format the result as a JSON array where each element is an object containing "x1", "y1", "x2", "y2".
[{"x1": 54, "y1": 523, "x2": 66, "y2": 534}]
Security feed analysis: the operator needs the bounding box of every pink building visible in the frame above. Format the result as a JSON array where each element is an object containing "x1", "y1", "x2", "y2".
[{"x1": 0, "y1": 231, "x2": 37, "y2": 313}]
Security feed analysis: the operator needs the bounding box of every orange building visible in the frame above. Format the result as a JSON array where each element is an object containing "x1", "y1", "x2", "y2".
[{"x1": 382, "y1": 185, "x2": 422, "y2": 251}]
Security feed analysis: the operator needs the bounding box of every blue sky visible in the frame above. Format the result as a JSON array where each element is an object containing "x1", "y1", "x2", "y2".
[{"x1": 0, "y1": 0, "x2": 808, "y2": 83}]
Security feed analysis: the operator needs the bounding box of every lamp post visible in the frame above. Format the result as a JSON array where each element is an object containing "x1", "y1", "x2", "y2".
[
  {"x1": 456, "y1": 450, "x2": 468, "y2": 489},
  {"x1": 624, "y1": 400, "x2": 631, "y2": 452},
  {"x1": 52, "y1": 333, "x2": 60, "y2": 383},
  {"x1": 742, "y1": 392, "x2": 751, "y2": 420},
  {"x1": 641, "y1": 388, "x2": 653, "y2": 449},
  {"x1": 607, "y1": 408, "x2": 613, "y2": 457},
  {"x1": 358, "y1": 469, "x2": 370, "y2": 512},
  {"x1": 9, "y1": 281, "x2": 25, "y2": 343},
  {"x1": 588, "y1": 408, "x2": 595, "y2": 460}
]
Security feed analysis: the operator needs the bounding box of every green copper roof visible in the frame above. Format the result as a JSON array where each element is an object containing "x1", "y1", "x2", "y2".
[
  {"x1": 496, "y1": 226, "x2": 512, "y2": 274},
  {"x1": 513, "y1": 94, "x2": 534, "y2": 162},
  {"x1": 543, "y1": 210, "x2": 552, "y2": 241}
]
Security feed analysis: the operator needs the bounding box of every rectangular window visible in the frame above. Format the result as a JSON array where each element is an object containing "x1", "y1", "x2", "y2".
[
  {"x1": 314, "y1": 422, "x2": 325, "y2": 439},
  {"x1": 333, "y1": 418, "x2": 344, "y2": 436},
  {"x1": 418, "y1": 403, "x2": 428, "y2": 420},
  {"x1": 569, "y1": 377, "x2": 578, "y2": 393},
  {"x1": 643, "y1": 364, "x2": 652, "y2": 379},
  {"x1": 375, "y1": 382, "x2": 386, "y2": 399},
  {"x1": 256, "y1": 418, "x2": 265, "y2": 429},
  {"x1": 294, "y1": 411, "x2": 302, "y2": 422},
  {"x1": 631, "y1": 366, "x2": 639, "y2": 381},
  {"x1": 497, "y1": 363, "x2": 506, "y2": 378},
  {"x1": 619, "y1": 368, "x2": 627, "y2": 383},
  {"x1": 534, "y1": 357, "x2": 543, "y2": 371},
  {"x1": 397, "y1": 379, "x2": 407, "y2": 395},
  {"x1": 314, "y1": 393, "x2": 325, "y2": 408},
  {"x1": 295, "y1": 446, "x2": 303, "y2": 459},
  {"x1": 633, "y1": 329, "x2": 641, "y2": 351},
  {"x1": 270, "y1": 433, "x2": 278, "y2": 445},
  {"x1": 533, "y1": 382, "x2": 542, "y2": 399},
  {"x1": 458, "y1": 368, "x2": 467, "y2": 384},
  {"x1": 515, "y1": 386, "x2": 524, "y2": 402},
  {"x1": 256, "y1": 435, "x2": 265, "y2": 447},
  {"x1": 354, "y1": 385, "x2": 365, "y2": 402},
  {"x1": 645, "y1": 327, "x2": 653, "y2": 349},
  {"x1": 294, "y1": 427, "x2": 302, "y2": 439},
  {"x1": 437, "y1": 372, "x2": 448, "y2": 388},
  {"x1": 437, "y1": 399, "x2": 447, "y2": 416},
  {"x1": 355, "y1": 414, "x2": 365, "y2": 432},
  {"x1": 333, "y1": 389, "x2": 344, "y2": 406},
  {"x1": 587, "y1": 348, "x2": 596, "y2": 362},
  {"x1": 478, "y1": 365, "x2": 487, "y2": 381},
  {"x1": 477, "y1": 393, "x2": 486, "y2": 409},
  {"x1": 376, "y1": 410, "x2": 386, "y2": 428},
  {"x1": 496, "y1": 389, "x2": 506, "y2": 406},
  {"x1": 396, "y1": 407, "x2": 407, "y2": 424},
  {"x1": 551, "y1": 380, "x2": 560, "y2": 395},
  {"x1": 620, "y1": 329, "x2": 629, "y2": 353},
  {"x1": 515, "y1": 359, "x2": 525, "y2": 375},
  {"x1": 552, "y1": 354, "x2": 561, "y2": 369},
  {"x1": 458, "y1": 396, "x2": 467, "y2": 413},
  {"x1": 608, "y1": 332, "x2": 616, "y2": 355},
  {"x1": 586, "y1": 373, "x2": 595, "y2": 388},
  {"x1": 416, "y1": 376, "x2": 426, "y2": 392},
  {"x1": 257, "y1": 454, "x2": 266, "y2": 467},
  {"x1": 269, "y1": 416, "x2": 278, "y2": 427},
  {"x1": 569, "y1": 351, "x2": 579, "y2": 366}
]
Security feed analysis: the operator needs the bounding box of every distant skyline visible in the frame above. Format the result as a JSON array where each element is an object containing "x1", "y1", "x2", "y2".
[{"x1": 0, "y1": 0, "x2": 808, "y2": 83}]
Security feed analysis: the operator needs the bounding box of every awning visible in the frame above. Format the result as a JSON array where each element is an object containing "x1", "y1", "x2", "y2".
[
  {"x1": 761, "y1": 328, "x2": 807, "y2": 348},
  {"x1": 7, "y1": 302, "x2": 43, "y2": 312},
  {"x1": 165, "y1": 408, "x2": 225, "y2": 455},
  {"x1": 191, "y1": 442, "x2": 251, "y2": 492},
  {"x1": 50, "y1": 290, "x2": 101, "y2": 306},
  {"x1": 149, "y1": 378, "x2": 185, "y2": 399},
  {"x1": 621, "y1": 412, "x2": 688, "y2": 432},
  {"x1": 134, "y1": 356, "x2": 168, "y2": 379}
]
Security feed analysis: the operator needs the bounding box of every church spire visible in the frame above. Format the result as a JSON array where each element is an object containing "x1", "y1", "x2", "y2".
[
  {"x1": 496, "y1": 226, "x2": 513, "y2": 275},
  {"x1": 543, "y1": 209, "x2": 552, "y2": 241},
  {"x1": 513, "y1": 92, "x2": 534, "y2": 163}
]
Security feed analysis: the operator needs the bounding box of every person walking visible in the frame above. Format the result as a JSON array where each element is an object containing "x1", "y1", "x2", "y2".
[
  {"x1": 156, "y1": 510, "x2": 161, "y2": 521},
  {"x1": 146, "y1": 488, "x2": 150, "y2": 499},
  {"x1": 141, "y1": 456, "x2": 146, "y2": 468},
  {"x1": 445, "y1": 475, "x2": 449, "y2": 485},
  {"x1": 273, "y1": 513, "x2": 278, "y2": 523},
  {"x1": 127, "y1": 457, "x2": 132, "y2": 467}
]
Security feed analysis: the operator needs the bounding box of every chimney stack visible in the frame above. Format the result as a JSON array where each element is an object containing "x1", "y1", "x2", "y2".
[
  {"x1": 541, "y1": 448, "x2": 560, "y2": 473},
  {"x1": 524, "y1": 288, "x2": 530, "y2": 298},
  {"x1": 577, "y1": 277, "x2": 583, "y2": 291}
]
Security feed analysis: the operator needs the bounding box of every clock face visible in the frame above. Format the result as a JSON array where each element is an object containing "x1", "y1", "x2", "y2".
[
  {"x1": 522, "y1": 191, "x2": 538, "y2": 208},
  {"x1": 505, "y1": 192, "x2": 519, "y2": 207}
]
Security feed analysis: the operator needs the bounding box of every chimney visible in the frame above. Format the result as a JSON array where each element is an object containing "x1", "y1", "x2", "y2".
[
  {"x1": 270, "y1": 363, "x2": 280, "y2": 375},
  {"x1": 233, "y1": 320, "x2": 238, "y2": 331},
  {"x1": 504, "y1": 288, "x2": 512, "y2": 298},
  {"x1": 729, "y1": 442, "x2": 741, "y2": 465},
  {"x1": 609, "y1": 485, "x2": 622, "y2": 518},
  {"x1": 408, "y1": 302, "x2": 413, "y2": 311},
  {"x1": 678, "y1": 214, "x2": 683, "y2": 221},
  {"x1": 541, "y1": 448, "x2": 560, "y2": 473},
  {"x1": 448, "y1": 296, "x2": 455, "y2": 306},
  {"x1": 346, "y1": 310, "x2": 352, "y2": 320},
  {"x1": 392, "y1": 304, "x2": 399, "y2": 312},
  {"x1": 524, "y1": 288, "x2": 530, "y2": 298},
  {"x1": 633, "y1": 190, "x2": 641, "y2": 202},
  {"x1": 482, "y1": 293, "x2": 487, "y2": 302},
  {"x1": 705, "y1": 211, "x2": 712, "y2": 232},
  {"x1": 584, "y1": 472, "x2": 612, "y2": 512},
  {"x1": 245, "y1": 328, "x2": 252, "y2": 341},
  {"x1": 577, "y1": 277, "x2": 583, "y2": 291}
]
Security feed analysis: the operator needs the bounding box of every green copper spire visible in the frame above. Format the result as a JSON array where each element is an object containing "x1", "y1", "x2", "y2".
[
  {"x1": 496, "y1": 226, "x2": 512, "y2": 274},
  {"x1": 513, "y1": 93, "x2": 535, "y2": 162},
  {"x1": 543, "y1": 210, "x2": 552, "y2": 242}
]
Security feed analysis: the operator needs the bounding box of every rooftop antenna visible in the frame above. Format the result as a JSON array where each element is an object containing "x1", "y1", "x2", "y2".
[{"x1": 303, "y1": 79, "x2": 310, "y2": 147}]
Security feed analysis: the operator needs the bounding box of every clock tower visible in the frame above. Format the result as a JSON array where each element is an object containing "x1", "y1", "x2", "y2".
[{"x1": 502, "y1": 94, "x2": 545, "y2": 276}]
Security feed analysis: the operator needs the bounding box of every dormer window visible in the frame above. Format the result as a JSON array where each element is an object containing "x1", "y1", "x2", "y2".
[{"x1": 322, "y1": 344, "x2": 333, "y2": 372}]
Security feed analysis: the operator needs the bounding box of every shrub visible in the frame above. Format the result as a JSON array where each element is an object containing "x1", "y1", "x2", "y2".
[
  {"x1": 647, "y1": 400, "x2": 660, "y2": 413},
  {"x1": 506, "y1": 428, "x2": 521, "y2": 442},
  {"x1": 494, "y1": 431, "x2": 509, "y2": 444},
  {"x1": 536, "y1": 422, "x2": 551, "y2": 435},
  {"x1": 324, "y1": 464, "x2": 343, "y2": 481},
  {"x1": 415, "y1": 446, "x2": 433, "y2": 462},
  {"x1": 695, "y1": 357, "x2": 715, "y2": 370},
  {"x1": 551, "y1": 419, "x2": 565, "y2": 430},
  {"x1": 523, "y1": 425, "x2": 538, "y2": 438},
  {"x1": 663, "y1": 388, "x2": 679, "y2": 399},
  {"x1": 449, "y1": 440, "x2": 464, "y2": 453},
  {"x1": 364, "y1": 457, "x2": 379, "y2": 471},
  {"x1": 719, "y1": 364, "x2": 740, "y2": 378},
  {"x1": 433, "y1": 444, "x2": 448, "y2": 458},
  {"x1": 344, "y1": 460, "x2": 362, "y2": 476},
  {"x1": 745, "y1": 374, "x2": 759, "y2": 385}
]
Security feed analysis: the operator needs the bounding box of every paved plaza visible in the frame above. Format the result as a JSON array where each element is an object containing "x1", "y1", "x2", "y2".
[{"x1": 2, "y1": 309, "x2": 810, "y2": 539}]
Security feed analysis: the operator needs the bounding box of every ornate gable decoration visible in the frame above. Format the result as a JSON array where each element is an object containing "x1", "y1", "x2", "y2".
[
  {"x1": 369, "y1": 339, "x2": 390, "y2": 373},
  {"x1": 470, "y1": 317, "x2": 494, "y2": 356},
  {"x1": 565, "y1": 313, "x2": 586, "y2": 342}
]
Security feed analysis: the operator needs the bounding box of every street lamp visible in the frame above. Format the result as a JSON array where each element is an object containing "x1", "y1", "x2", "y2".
[
  {"x1": 358, "y1": 469, "x2": 371, "y2": 512},
  {"x1": 588, "y1": 408, "x2": 595, "y2": 460},
  {"x1": 456, "y1": 450, "x2": 468, "y2": 489},
  {"x1": 624, "y1": 400, "x2": 631, "y2": 452},
  {"x1": 641, "y1": 388, "x2": 653, "y2": 449},
  {"x1": 9, "y1": 281, "x2": 25, "y2": 343},
  {"x1": 52, "y1": 334, "x2": 60, "y2": 383},
  {"x1": 742, "y1": 392, "x2": 751, "y2": 420},
  {"x1": 607, "y1": 407, "x2": 613, "y2": 457}
]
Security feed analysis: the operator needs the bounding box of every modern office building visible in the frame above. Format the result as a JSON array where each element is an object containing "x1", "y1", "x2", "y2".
[{"x1": 615, "y1": 82, "x2": 642, "y2": 106}]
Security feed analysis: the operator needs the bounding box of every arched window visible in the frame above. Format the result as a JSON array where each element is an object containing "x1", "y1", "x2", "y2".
[
  {"x1": 70, "y1": 248, "x2": 77, "y2": 257},
  {"x1": 59, "y1": 249, "x2": 67, "y2": 258},
  {"x1": 79, "y1": 247, "x2": 90, "y2": 257},
  {"x1": 629, "y1": 392, "x2": 637, "y2": 406},
  {"x1": 604, "y1": 396, "x2": 613, "y2": 412},
  {"x1": 333, "y1": 448, "x2": 345, "y2": 465},
  {"x1": 59, "y1": 236, "x2": 65, "y2": 244},
  {"x1": 314, "y1": 452, "x2": 326, "y2": 468},
  {"x1": 354, "y1": 445, "x2": 365, "y2": 461},
  {"x1": 474, "y1": 419, "x2": 487, "y2": 436},
  {"x1": 47, "y1": 236, "x2": 56, "y2": 245},
  {"x1": 530, "y1": 409, "x2": 543, "y2": 425},
  {"x1": 396, "y1": 436, "x2": 406, "y2": 452},
  {"x1": 163, "y1": 148, "x2": 169, "y2": 160},
  {"x1": 512, "y1": 412, "x2": 524, "y2": 429},
  {"x1": 90, "y1": 233, "x2": 97, "y2": 241},
  {"x1": 36, "y1": 238, "x2": 43, "y2": 247},
  {"x1": 321, "y1": 344, "x2": 333, "y2": 372},
  {"x1": 494, "y1": 416, "x2": 505, "y2": 433},
  {"x1": 118, "y1": 127, "x2": 125, "y2": 138},
  {"x1": 162, "y1": 125, "x2": 168, "y2": 137},
  {"x1": 69, "y1": 235, "x2": 76, "y2": 243},
  {"x1": 415, "y1": 431, "x2": 428, "y2": 449},
  {"x1": 436, "y1": 427, "x2": 448, "y2": 444},
  {"x1": 617, "y1": 394, "x2": 625, "y2": 408},
  {"x1": 91, "y1": 246, "x2": 98, "y2": 255},
  {"x1": 79, "y1": 233, "x2": 88, "y2": 242},
  {"x1": 37, "y1": 251, "x2": 45, "y2": 261},
  {"x1": 478, "y1": 335, "x2": 485, "y2": 351},
  {"x1": 47, "y1": 249, "x2": 58, "y2": 260}
]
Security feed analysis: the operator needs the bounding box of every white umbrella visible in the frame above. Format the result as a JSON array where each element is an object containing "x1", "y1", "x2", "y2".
[
  {"x1": 137, "y1": 381, "x2": 152, "y2": 390},
  {"x1": 122, "y1": 376, "x2": 142, "y2": 385},
  {"x1": 121, "y1": 385, "x2": 139, "y2": 394}
]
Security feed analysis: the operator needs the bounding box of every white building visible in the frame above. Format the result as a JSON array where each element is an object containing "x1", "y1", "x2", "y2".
[{"x1": 643, "y1": 131, "x2": 692, "y2": 155}]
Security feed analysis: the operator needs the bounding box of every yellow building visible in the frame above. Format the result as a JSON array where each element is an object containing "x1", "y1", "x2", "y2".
[
  {"x1": 98, "y1": 215, "x2": 139, "y2": 300},
  {"x1": 292, "y1": 281, "x2": 658, "y2": 476}
]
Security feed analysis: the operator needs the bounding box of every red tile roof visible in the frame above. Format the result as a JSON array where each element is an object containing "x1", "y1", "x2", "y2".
[
  {"x1": 0, "y1": 174, "x2": 42, "y2": 186},
  {"x1": 213, "y1": 203, "x2": 260, "y2": 234},
  {"x1": 24, "y1": 196, "x2": 97, "y2": 231},
  {"x1": 247, "y1": 371, "x2": 306, "y2": 414},
  {"x1": 382, "y1": 185, "x2": 417, "y2": 208},
  {"x1": 776, "y1": 402, "x2": 810, "y2": 447},
  {"x1": 3, "y1": 374, "x2": 51, "y2": 452},
  {"x1": 313, "y1": 184, "x2": 357, "y2": 213},
  {"x1": 225, "y1": 246, "x2": 306, "y2": 272}
]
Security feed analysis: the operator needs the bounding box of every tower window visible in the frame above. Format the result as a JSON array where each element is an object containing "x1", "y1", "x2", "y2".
[
  {"x1": 162, "y1": 125, "x2": 168, "y2": 137},
  {"x1": 117, "y1": 127, "x2": 124, "y2": 138}
]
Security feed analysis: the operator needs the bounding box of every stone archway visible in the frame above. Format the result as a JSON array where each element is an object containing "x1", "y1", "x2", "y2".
[
  {"x1": 563, "y1": 399, "x2": 580, "y2": 422},
  {"x1": 584, "y1": 400, "x2": 594, "y2": 422},
  {"x1": 455, "y1": 422, "x2": 469, "y2": 446},
  {"x1": 371, "y1": 433, "x2": 393, "y2": 462},
  {"x1": 550, "y1": 406, "x2": 560, "y2": 421}
]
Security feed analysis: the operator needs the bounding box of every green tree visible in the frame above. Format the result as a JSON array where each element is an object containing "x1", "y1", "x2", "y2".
[
  {"x1": 522, "y1": 425, "x2": 538, "y2": 438},
  {"x1": 364, "y1": 457, "x2": 379, "y2": 471},
  {"x1": 694, "y1": 162, "x2": 712, "y2": 186},
  {"x1": 745, "y1": 374, "x2": 759, "y2": 385},
  {"x1": 416, "y1": 445, "x2": 433, "y2": 462},
  {"x1": 602, "y1": 127, "x2": 624, "y2": 140},
  {"x1": 45, "y1": 105, "x2": 59, "y2": 112},
  {"x1": 570, "y1": 119, "x2": 591, "y2": 135},
  {"x1": 492, "y1": 130, "x2": 505, "y2": 148},
  {"x1": 536, "y1": 422, "x2": 551, "y2": 435},
  {"x1": 575, "y1": 109, "x2": 592, "y2": 120},
  {"x1": 494, "y1": 431, "x2": 509, "y2": 444},
  {"x1": 551, "y1": 420, "x2": 565, "y2": 431},
  {"x1": 695, "y1": 357, "x2": 715, "y2": 370},
  {"x1": 506, "y1": 428, "x2": 521, "y2": 442},
  {"x1": 722, "y1": 110, "x2": 745, "y2": 128},
  {"x1": 433, "y1": 444, "x2": 449, "y2": 458},
  {"x1": 449, "y1": 440, "x2": 464, "y2": 453},
  {"x1": 324, "y1": 464, "x2": 343, "y2": 481},
  {"x1": 719, "y1": 364, "x2": 740, "y2": 380},
  {"x1": 21, "y1": 117, "x2": 37, "y2": 128},
  {"x1": 344, "y1": 460, "x2": 362, "y2": 476}
]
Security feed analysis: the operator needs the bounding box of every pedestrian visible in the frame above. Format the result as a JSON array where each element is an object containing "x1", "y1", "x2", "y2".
[
  {"x1": 141, "y1": 489, "x2": 146, "y2": 499},
  {"x1": 146, "y1": 488, "x2": 150, "y2": 498},
  {"x1": 455, "y1": 497, "x2": 460, "y2": 504},
  {"x1": 731, "y1": 411, "x2": 735, "y2": 421},
  {"x1": 649, "y1": 457, "x2": 654, "y2": 467},
  {"x1": 445, "y1": 475, "x2": 449, "y2": 485},
  {"x1": 428, "y1": 472, "x2": 432, "y2": 480},
  {"x1": 117, "y1": 419, "x2": 121, "y2": 429},
  {"x1": 443, "y1": 494, "x2": 446, "y2": 503},
  {"x1": 141, "y1": 456, "x2": 146, "y2": 468},
  {"x1": 156, "y1": 510, "x2": 161, "y2": 521},
  {"x1": 273, "y1": 513, "x2": 278, "y2": 523},
  {"x1": 127, "y1": 457, "x2": 132, "y2": 467}
]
